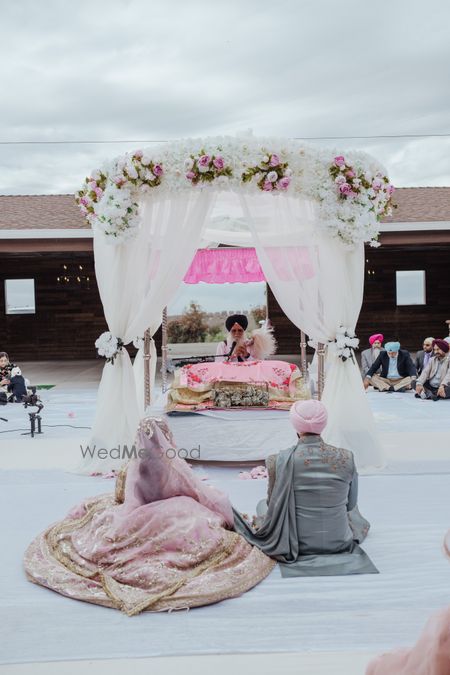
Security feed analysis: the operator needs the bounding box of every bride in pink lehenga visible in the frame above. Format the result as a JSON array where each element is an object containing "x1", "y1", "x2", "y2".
[
  {"x1": 366, "y1": 531, "x2": 450, "y2": 675},
  {"x1": 24, "y1": 417, "x2": 275, "y2": 616}
]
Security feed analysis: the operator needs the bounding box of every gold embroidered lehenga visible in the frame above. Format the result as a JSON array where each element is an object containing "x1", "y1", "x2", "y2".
[{"x1": 24, "y1": 418, "x2": 275, "y2": 616}]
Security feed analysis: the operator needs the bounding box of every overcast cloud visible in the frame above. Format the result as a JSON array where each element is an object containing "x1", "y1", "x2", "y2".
[{"x1": 0, "y1": 0, "x2": 449, "y2": 194}]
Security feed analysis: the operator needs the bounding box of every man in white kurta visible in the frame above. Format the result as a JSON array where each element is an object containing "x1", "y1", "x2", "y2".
[{"x1": 216, "y1": 314, "x2": 263, "y2": 362}]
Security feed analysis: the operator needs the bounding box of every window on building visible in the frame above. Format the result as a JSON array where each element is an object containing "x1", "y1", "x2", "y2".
[
  {"x1": 4, "y1": 279, "x2": 36, "y2": 314},
  {"x1": 395, "y1": 270, "x2": 426, "y2": 306}
]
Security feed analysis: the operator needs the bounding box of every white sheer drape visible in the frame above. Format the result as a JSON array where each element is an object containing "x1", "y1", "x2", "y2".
[
  {"x1": 239, "y1": 192, "x2": 384, "y2": 469},
  {"x1": 79, "y1": 191, "x2": 213, "y2": 473}
]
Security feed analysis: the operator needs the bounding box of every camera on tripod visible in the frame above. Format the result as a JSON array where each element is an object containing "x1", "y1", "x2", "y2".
[
  {"x1": 22, "y1": 392, "x2": 40, "y2": 407},
  {"x1": 21, "y1": 388, "x2": 44, "y2": 437}
]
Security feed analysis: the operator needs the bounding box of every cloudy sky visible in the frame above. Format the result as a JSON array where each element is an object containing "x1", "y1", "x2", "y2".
[{"x1": 0, "y1": 0, "x2": 449, "y2": 195}]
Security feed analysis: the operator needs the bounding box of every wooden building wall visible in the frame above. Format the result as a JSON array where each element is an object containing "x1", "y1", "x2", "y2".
[
  {"x1": 268, "y1": 243, "x2": 450, "y2": 354},
  {"x1": 1, "y1": 242, "x2": 449, "y2": 360},
  {"x1": 0, "y1": 251, "x2": 163, "y2": 360},
  {"x1": 0, "y1": 252, "x2": 106, "y2": 360},
  {"x1": 357, "y1": 244, "x2": 450, "y2": 351}
]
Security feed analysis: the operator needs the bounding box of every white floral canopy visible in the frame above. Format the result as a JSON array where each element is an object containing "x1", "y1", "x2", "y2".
[{"x1": 77, "y1": 134, "x2": 394, "y2": 472}]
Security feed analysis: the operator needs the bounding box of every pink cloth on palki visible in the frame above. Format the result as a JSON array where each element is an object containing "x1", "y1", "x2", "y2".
[
  {"x1": 24, "y1": 418, "x2": 274, "y2": 616},
  {"x1": 180, "y1": 359, "x2": 298, "y2": 391}
]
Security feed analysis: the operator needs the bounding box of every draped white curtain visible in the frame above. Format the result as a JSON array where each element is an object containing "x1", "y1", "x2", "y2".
[
  {"x1": 79, "y1": 191, "x2": 214, "y2": 474},
  {"x1": 238, "y1": 192, "x2": 384, "y2": 469}
]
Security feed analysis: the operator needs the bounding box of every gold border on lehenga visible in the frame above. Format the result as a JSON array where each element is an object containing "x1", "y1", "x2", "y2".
[
  {"x1": 99, "y1": 532, "x2": 241, "y2": 616},
  {"x1": 46, "y1": 495, "x2": 114, "y2": 579}
]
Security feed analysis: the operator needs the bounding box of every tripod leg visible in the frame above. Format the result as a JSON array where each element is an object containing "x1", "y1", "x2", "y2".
[{"x1": 37, "y1": 415, "x2": 42, "y2": 434}]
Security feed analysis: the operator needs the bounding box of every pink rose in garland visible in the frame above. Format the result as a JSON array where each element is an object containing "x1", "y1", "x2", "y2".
[
  {"x1": 213, "y1": 156, "x2": 225, "y2": 170},
  {"x1": 242, "y1": 151, "x2": 292, "y2": 192},
  {"x1": 339, "y1": 183, "x2": 353, "y2": 196},
  {"x1": 185, "y1": 149, "x2": 233, "y2": 185},
  {"x1": 197, "y1": 154, "x2": 211, "y2": 173},
  {"x1": 278, "y1": 176, "x2": 291, "y2": 190},
  {"x1": 269, "y1": 154, "x2": 280, "y2": 167}
]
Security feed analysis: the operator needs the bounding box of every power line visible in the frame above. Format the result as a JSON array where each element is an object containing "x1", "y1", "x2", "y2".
[
  {"x1": 294, "y1": 133, "x2": 450, "y2": 140},
  {"x1": 0, "y1": 133, "x2": 449, "y2": 146},
  {"x1": 0, "y1": 139, "x2": 168, "y2": 145}
]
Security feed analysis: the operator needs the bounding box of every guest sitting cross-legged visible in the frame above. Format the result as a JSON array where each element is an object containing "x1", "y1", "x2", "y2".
[
  {"x1": 233, "y1": 400, "x2": 378, "y2": 577},
  {"x1": 415, "y1": 336, "x2": 435, "y2": 376},
  {"x1": 360, "y1": 333, "x2": 384, "y2": 377},
  {"x1": 363, "y1": 341, "x2": 416, "y2": 392},
  {"x1": 415, "y1": 339, "x2": 450, "y2": 401}
]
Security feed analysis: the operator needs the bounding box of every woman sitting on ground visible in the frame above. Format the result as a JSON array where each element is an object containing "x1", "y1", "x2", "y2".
[
  {"x1": 234, "y1": 399, "x2": 378, "y2": 576},
  {"x1": 24, "y1": 418, "x2": 275, "y2": 615},
  {"x1": 0, "y1": 351, "x2": 28, "y2": 403}
]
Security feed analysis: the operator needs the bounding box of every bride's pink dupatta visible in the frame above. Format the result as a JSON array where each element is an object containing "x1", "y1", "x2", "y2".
[{"x1": 120, "y1": 417, "x2": 233, "y2": 523}]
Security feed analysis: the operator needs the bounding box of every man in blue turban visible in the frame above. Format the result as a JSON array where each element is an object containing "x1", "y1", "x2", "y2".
[{"x1": 363, "y1": 341, "x2": 416, "y2": 392}]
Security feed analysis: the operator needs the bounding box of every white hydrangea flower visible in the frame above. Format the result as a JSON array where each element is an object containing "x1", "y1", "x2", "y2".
[
  {"x1": 141, "y1": 152, "x2": 152, "y2": 166},
  {"x1": 95, "y1": 332, "x2": 119, "y2": 358}
]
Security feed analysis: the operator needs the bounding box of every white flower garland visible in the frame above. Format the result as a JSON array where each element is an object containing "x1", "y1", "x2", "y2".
[
  {"x1": 76, "y1": 135, "x2": 394, "y2": 247},
  {"x1": 95, "y1": 331, "x2": 124, "y2": 364}
]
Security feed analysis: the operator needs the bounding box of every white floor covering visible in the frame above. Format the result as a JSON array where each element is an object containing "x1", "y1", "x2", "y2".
[
  {"x1": 0, "y1": 652, "x2": 379, "y2": 675},
  {"x1": 1, "y1": 387, "x2": 449, "y2": 473},
  {"x1": 1, "y1": 371, "x2": 449, "y2": 671},
  {"x1": 1, "y1": 467, "x2": 449, "y2": 665}
]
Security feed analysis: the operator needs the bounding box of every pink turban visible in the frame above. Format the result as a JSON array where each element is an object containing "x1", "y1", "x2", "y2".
[
  {"x1": 369, "y1": 333, "x2": 384, "y2": 346},
  {"x1": 289, "y1": 400, "x2": 328, "y2": 435}
]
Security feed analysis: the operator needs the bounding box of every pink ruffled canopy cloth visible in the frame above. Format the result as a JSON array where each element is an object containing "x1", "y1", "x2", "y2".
[
  {"x1": 183, "y1": 248, "x2": 265, "y2": 284},
  {"x1": 182, "y1": 246, "x2": 316, "y2": 285}
]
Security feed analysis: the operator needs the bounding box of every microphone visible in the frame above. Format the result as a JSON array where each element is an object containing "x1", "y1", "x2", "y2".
[{"x1": 227, "y1": 341, "x2": 237, "y2": 360}]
